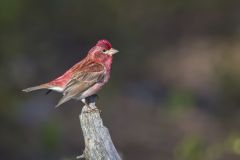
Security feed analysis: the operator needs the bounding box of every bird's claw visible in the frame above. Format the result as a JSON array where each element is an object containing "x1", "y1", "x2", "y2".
[
  {"x1": 83, "y1": 105, "x2": 101, "y2": 113},
  {"x1": 83, "y1": 108, "x2": 101, "y2": 114},
  {"x1": 82, "y1": 94, "x2": 101, "y2": 113}
]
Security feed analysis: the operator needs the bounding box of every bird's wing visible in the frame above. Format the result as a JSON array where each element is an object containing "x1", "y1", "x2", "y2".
[{"x1": 55, "y1": 61, "x2": 105, "y2": 107}]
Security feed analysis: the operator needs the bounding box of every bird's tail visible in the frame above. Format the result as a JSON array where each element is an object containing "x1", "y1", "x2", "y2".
[{"x1": 22, "y1": 83, "x2": 50, "y2": 92}]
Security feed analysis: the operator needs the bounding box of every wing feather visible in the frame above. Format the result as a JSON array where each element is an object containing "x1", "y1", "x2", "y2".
[{"x1": 55, "y1": 61, "x2": 105, "y2": 107}]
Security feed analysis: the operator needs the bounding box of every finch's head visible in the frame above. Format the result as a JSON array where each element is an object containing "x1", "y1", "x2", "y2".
[
  {"x1": 88, "y1": 39, "x2": 118, "y2": 63},
  {"x1": 95, "y1": 39, "x2": 119, "y2": 56}
]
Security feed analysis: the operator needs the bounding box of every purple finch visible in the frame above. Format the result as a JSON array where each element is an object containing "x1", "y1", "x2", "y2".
[{"x1": 23, "y1": 39, "x2": 118, "y2": 107}]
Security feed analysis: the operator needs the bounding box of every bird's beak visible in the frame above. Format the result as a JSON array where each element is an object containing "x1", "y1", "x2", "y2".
[{"x1": 107, "y1": 48, "x2": 119, "y2": 55}]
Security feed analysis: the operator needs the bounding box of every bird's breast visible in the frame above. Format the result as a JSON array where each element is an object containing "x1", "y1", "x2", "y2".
[{"x1": 77, "y1": 83, "x2": 104, "y2": 100}]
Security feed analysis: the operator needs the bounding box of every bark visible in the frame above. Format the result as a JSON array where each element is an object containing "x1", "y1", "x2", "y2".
[{"x1": 77, "y1": 95, "x2": 122, "y2": 160}]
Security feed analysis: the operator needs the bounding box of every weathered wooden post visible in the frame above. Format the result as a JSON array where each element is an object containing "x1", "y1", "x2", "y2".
[{"x1": 77, "y1": 95, "x2": 121, "y2": 160}]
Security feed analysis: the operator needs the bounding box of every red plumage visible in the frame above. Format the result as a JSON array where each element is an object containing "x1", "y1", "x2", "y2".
[
  {"x1": 23, "y1": 39, "x2": 119, "y2": 107},
  {"x1": 96, "y1": 39, "x2": 112, "y2": 49}
]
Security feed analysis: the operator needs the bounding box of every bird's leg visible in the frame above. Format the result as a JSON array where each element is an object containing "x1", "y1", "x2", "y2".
[{"x1": 82, "y1": 94, "x2": 101, "y2": 113}]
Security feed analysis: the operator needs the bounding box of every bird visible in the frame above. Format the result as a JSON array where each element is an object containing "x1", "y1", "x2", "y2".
[{"x1": 22, "y1": 39, "x2": 118, "y2": 107}]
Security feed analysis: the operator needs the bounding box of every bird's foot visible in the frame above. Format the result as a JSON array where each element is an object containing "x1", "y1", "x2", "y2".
[
  {"x1": 83, "y1": 105, "x2": 101, "y2": 113},
  {"x1": 82, "y1": 94, "x2": 101, "y2": 113}
]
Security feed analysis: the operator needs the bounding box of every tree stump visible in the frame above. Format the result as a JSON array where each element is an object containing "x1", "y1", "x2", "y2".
[{"x1": 77, "y1": 95, "x2": 121, "y2": 160}]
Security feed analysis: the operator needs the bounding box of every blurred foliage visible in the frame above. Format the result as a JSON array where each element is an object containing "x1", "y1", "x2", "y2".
[
  {"x1": 176, "y1": 136, "x2": 205, "y2": 160},
  {"x1": 167, "y1": 89, "x2": 195, "y2": 117},
  {"x1": 41, "y1": 121, "x2": 61, "y2": 153},
  {"x1": 1, "y1": 0, "x2": 240, "y2": 160}
]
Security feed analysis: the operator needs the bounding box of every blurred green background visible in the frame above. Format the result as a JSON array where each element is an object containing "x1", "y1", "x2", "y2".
[{"x1": 1, "y1": 0, "x2": 240, "y2": 160}]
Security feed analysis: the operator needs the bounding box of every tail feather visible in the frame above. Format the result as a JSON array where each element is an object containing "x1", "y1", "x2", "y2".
[
  {"x1": 22, "y1": 84, "x2": 49, "y2": 92},
  {"x1": 55, "y1": 95, "x2": 72, "y2": 108}
]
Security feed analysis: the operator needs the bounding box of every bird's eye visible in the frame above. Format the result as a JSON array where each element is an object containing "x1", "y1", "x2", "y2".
[{"x1": 102, "y1": 49, "x2": 107, "y2": 53}]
